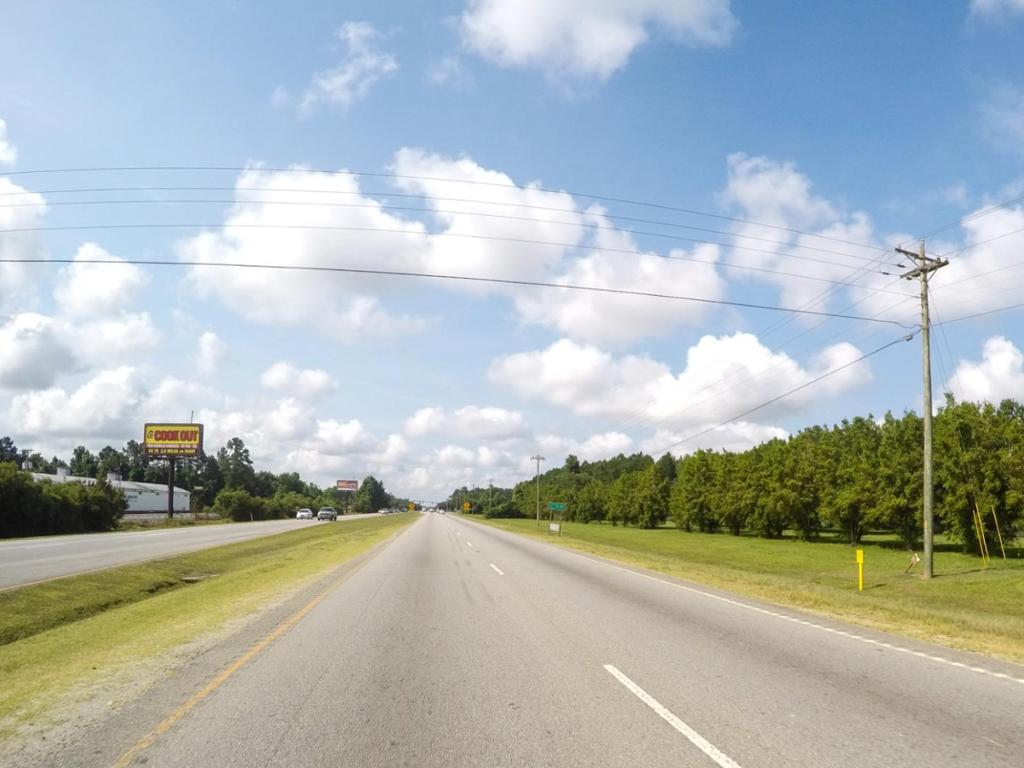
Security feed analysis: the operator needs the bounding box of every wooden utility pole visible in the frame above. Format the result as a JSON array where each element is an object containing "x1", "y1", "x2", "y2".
[
  {"x1": 530, "y1": 455, "x2": 545, "y2": 526},
  {"x1": 896, "y1": 240, "x2": 948, "y2": 579}
]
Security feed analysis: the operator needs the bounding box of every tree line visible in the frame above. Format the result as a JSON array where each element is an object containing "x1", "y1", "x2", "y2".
[
  {"x1": 0, "y1": 435, "x2": 407, "y2": 535},
  {"x1": 448, "y1": 397, "x2": 1023, "y2": 554}
]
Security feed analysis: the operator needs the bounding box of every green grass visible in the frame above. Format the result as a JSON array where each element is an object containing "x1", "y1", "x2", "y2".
[
  {"x1": 115, "y1": 516, "x2": 229, "y2": 531},
  {"x1": 469, "y1": 516, "x2": 1024, "y2": 664},
  {"x1": 0, "y1": 514, "x2": 416, "y2": 737}
]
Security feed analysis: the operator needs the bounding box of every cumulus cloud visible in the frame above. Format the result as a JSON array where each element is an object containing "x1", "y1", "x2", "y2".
[
  {"x1": 947, "y1": 336, "x2": 1024, "y2": 403},
  {"x1": 970, "y1": 0, "x2": 1024, "y2": 17},
  {"x1": 392, "y1": 147, "x2": 584, "y2": 284},
  {"x1": 0, "y1": 313, "x2": 77, "y2": 389},
  {"x1": 261, "y1": 362, "x2": 337, "y2": 399},
  {"x1": 53, "y1": 243, "x2": 148, "y2": 317},
  {"x1": 195, "y1": 332, "x2": 226, "y2": 377},
  {"x1": 537, "y1": 430, "x2": 634, "y2": 462},
  {"x1": 0, "y1": 118, "x2": 16, "y2": 166},
  {"x1": 298, "y1": 22, "x2": 398, "y2": 115},
  {"x1": 60, "y1": 312, "x2": 160, "y2": 368},
  {"x1": 460, "y1": 0, "x2": 737, "y2": 80},
  {"x1": 9, "y1": 367, "x2": 144, "y2": 439},
  {"x1": 718, "y1": 152, "x2": 896, "y2": 312},
  {"x1": 490, "y1": 332, "x2": 872, "y2": 431},
  {"x1": 0, "y1": 177, "x2": 47, "y2": 305},
  {"x1": 514, "y1": 207, "x2": 725, "y2": 344},
  {"x1": 403, "y1": 405, "x2": 527, "y2": 439},
  {"x1": 178, "y1": 164, "x2": 430, "y2": 340}
]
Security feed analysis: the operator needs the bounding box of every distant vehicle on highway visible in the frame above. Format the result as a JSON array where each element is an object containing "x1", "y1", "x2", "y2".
[
  {"x1": 317, "y1": 507, "x2": 337, "y2": 521},
  {"x1": 296, "y1": 508, "x2": 313, "y2": 520}
]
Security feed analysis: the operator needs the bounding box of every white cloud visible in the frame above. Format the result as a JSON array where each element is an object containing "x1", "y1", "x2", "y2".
[
  {"x1": 392, "y1": 147, "x2": 584, "y2": 285},
  {"x1": 0, "y1": 118, "x2": 16, "y2": 166},
  {"x1": 9, "y1": 366, "x2": 144, "y2": 439},
  {"x1": 59, "y1": 312, "x2": 160, "y2": 368},
  {"x1": 0, "y1": 177, "x2": 47, "y2": 306},
  {"x1": 403, "y1": 405, "x2": 527, "y2": 439},
  {"x1": 490, "y1": 332, "x2": 871, "y2": 431},
  {"x1": 53, "y1": 243, "x2": 147, "y2": 317},
  {"x1": 970, "y1": 0, "x2": 1024, "y2": 17},
  {"x1": 195, "y1": 332, "x2": 226, "y2": 377},
  {"x1": 299, "y1": 22, "x2": 398, "y2": 115},
  {"x1": 428, "y1": 55, "x2": 472, "y2": 88},
  {"x1": 514, "y1": 207, "x2": 725, "y2": 344},
  {"x1": 537, "y1": 430, "x2": 634, "y2": 462},
  {"x1": 261, "y1": 362, "x2": 337, "y2": 399},
  {"x1": 947, "y1": 336, "x2": 1024, "y2": 403},
  {"x1": 0, "y1": 313, "x2": 77, "y2": 390},
  {"x1": 460, "y1": 0, "x2": 737, "y2": 80},
  {"x1": 639, "y1": 421, "x2": 788, "y2": 456},
  {"x1": 979, "y1": 83, "x2": 1024, "y2": 153},
  {"x1": 178, "y1": 164, "x2": 430, "y2": 341},
  {"x1": 718, "y1": 152, "x2": 893, "y2": 312}
]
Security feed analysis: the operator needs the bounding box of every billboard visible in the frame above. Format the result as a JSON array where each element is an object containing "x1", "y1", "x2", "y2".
[
  {"x1": 144, "y1": 423, "x2": 204, "y2": 458},
  {"x1": 336, "y1": 479, "x2": 359, "y2": 492}
]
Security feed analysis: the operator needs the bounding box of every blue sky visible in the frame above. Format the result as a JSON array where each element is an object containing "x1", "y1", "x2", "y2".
[{"x1": 1, "y1": 0, "x2": 1023, "y2": 499}]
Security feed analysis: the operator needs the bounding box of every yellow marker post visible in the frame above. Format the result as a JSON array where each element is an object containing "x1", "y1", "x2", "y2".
[{"x1": 856, "y1": 549, "x2": 864, "y2": 592}]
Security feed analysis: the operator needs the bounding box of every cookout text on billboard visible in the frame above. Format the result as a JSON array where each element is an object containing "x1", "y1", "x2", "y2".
[
  {"x1": 336, "y1": 479, "x2": 359, "y2": 492},
  {"x1": 144, "y1": 423, "x2": 204, "y2": 458}
]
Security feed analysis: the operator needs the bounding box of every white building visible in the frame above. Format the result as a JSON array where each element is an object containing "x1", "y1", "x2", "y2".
[{"x1": 30, "y1": 468, "x2": 191, "y2": 514}]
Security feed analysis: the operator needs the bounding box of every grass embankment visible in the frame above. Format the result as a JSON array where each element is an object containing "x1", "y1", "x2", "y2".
[
  {"x1": 470, "y1": 517, "x2": 1024, "y2": 664},
  {"x1": 115, "y1": 516, "x2": 230, "y2": 531},
  {"x1": 0, "y1": 514, "x2": 415, "y2": 737}
]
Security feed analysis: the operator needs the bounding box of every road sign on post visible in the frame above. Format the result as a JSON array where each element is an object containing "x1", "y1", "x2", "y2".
[
  {"x1": 547, "y1": 502, "x2": 567, "y2": 512},
  {"x1": 408, "y1": 502, "x2": 415, "y2": 512},
  {"x1": 462, "y1": 501, "x2": 471, "y2": 512}
]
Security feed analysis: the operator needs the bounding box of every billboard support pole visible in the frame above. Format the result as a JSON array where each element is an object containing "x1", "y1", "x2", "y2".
[{"x1": 167, "y1": 458, "x2": 176, "y2": 520}]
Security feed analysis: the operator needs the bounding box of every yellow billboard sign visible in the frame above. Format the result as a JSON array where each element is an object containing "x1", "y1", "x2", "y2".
[{"x1": 144, "y1": 423, "x2": 204, "y2": 458}]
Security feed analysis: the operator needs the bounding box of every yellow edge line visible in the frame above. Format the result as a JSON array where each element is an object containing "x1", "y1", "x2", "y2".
[{"x1": 112, "y1": 521, "x2": 413, "y2": 767}]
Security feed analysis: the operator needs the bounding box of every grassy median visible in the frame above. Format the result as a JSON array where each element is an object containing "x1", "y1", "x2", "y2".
[
  {"x1": 468, "y1": 517, "x2": 1024, "y2": 664},
  {"x1": 0, "y1": 514, "x2": 415, "y2": 739}
]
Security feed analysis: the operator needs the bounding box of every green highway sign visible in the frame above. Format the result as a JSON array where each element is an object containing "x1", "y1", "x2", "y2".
[{"x1": 547, "y1": 502, "x2": 567, "y2": 512}]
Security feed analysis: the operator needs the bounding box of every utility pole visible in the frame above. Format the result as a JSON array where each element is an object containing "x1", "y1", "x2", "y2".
[
  {"x1": 488, "y1": 476, "x2": 493, "y2": 515},
  {"x1": 530, "y1": 455, "x2": 545, "y2": 526},
  {"x1": 896, "y1": 240, "x2": 948, "y2": 580}
]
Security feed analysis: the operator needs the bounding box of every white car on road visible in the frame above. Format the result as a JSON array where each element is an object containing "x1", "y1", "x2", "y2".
[
  {"x1": 296, "y1": 508, "x2": 314, "y2": 520},
  {"x1": 317, "y1": 507, "x2": 338, "y2": 521}
]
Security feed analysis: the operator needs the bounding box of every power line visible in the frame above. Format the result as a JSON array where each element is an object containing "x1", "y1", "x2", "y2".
[
  {"x1": 0, "y1": 255, "x2": 915, "y2": 326},
  {"x1": 1, "y1": 164, "x2": 885, "y2": 253},
  {"x1": 0, "y1": 220, "x2": 909, "y2": 286},
  {"x1": 647, "y1": 332, "x2": 918, "y2": 456},
  {"x1": 916, "y1": 190, "x2": 1024, "y2": 243},
  {"x1": 0, "y1": 190, "x2": 892, "y2": 264},
  {"x1": 933, "y1": 301, "x2": 1024, "y2": 327}
]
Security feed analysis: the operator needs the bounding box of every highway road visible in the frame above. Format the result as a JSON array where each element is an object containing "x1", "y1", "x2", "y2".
[
  {"x1": 41, "y1": 513, "x2": 1024, "y2": 767},
  {"x1": 0, "y1": 515, "x2": 377, "y2": 589}
]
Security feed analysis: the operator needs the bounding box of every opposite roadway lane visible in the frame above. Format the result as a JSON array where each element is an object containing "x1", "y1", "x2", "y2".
[
  {"x1": 0, "y1": 514, "x2": 377, "y2": 590},
  {"x1": 47, "y1": 512, "x2": 1024, "y2": 767}
]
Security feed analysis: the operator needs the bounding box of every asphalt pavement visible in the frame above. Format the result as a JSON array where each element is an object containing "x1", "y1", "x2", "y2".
[
  {"x1": 0, "y1": 515, "x2": 376, "y2": 589},
  {"x1": 32, "y1": 513, "x2": 1024, "y2": 767}
]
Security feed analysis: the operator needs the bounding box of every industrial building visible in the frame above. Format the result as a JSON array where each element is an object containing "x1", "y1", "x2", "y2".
[{"x1": 30, "y1": 468, "x2": 191, "y2": 514}]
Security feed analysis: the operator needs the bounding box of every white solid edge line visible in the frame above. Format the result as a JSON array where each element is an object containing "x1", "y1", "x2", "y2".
[
  {"x1": 457, "y1": 516, "x2": 1024, "y2": 688},
  {"x1": 604, "y1": 664, "x2": 743, "y2": 768},
  {"x1": 466, "y1": 541, "x2": 473, "y2": 548},
  {"x1": 490, "y1": 563, "x2": 504, "y2": 576}
]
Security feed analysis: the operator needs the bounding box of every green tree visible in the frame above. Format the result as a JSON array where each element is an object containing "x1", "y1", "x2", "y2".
[
  {"x1": 353, "y1": 475, "x2": 388, "y2": 514},
  {"x1": 218, "y1": 437, "x2": 256, "y2": 492},
  {"x1": 0, "y1": 436, "x2": 17, "y2": 463},
  {"x1": 69, "y1": 446, "x2": 98, "y2": 478},
  {"x1": 671, "y1": 450, "x2": 717, "y2": 532}
]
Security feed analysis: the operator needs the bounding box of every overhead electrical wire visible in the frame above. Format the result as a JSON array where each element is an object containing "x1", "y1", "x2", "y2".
[
  {"x1": 646, "y1": 331, "x2": 919, "y2": 456},
  {"x1": 0, "y1": 190, "x2": 891, "y2": 265},
  {"x1": 1, "y1": 164, "x2": 887, "y2": 253},
  {"x1": 0, "y1": 255, "x2": 915, "y2": 327},
  {"x1": 0, "y1": 221, "x2": 911, "y2": 292}
]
